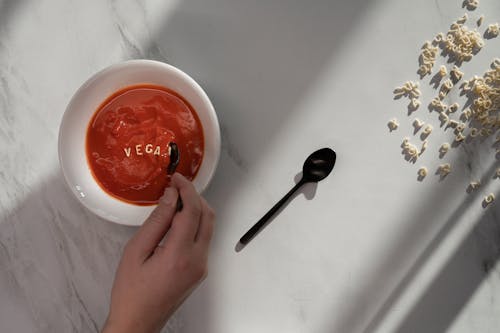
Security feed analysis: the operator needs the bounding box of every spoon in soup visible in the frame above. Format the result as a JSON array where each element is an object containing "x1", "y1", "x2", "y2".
[
  {"x1": 239, "y1": 147, "x2": 337, "y2": 246},
  {"x1": 167, "y1": 142, "x2": 180, "y2": 175},
  {"x1": 166, "y1": 142, "x2": 183, "y2": 210}
]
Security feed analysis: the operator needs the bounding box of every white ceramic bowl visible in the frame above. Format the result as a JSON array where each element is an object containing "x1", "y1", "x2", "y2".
[{"x1": 59, "y1": 60, "x2": 220, "y2": 226}]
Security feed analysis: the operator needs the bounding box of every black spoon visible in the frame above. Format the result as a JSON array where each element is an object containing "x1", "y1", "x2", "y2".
[
  {"x1": 167, "y1": 142, "x2": 180, "y2": 175},
  {"x1": 239, "y1": 147, "x2": 337, "y2": 246},
  {"x1": 166, "y1": 142, "x2": 183, "y2": 210}
]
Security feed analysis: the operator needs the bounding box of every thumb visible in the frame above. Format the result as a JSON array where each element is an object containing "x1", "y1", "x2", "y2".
[{"x1": 128, "y1": 187, "x2": 179, "y2": 261}]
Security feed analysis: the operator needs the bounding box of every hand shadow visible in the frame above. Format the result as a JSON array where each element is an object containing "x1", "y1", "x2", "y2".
[{"x1": 235, "y1": 172, "x2": 318, "y2": 252}]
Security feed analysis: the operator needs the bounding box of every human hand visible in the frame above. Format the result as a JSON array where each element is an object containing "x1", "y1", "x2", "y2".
[{"x1": 102, "y1": 173, "x2": 215, "y2": 333}]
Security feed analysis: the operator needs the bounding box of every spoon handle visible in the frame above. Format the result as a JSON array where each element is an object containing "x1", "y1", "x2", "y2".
[{"x1": 239, "y1": 179, "x2": 306, "y2": 245}]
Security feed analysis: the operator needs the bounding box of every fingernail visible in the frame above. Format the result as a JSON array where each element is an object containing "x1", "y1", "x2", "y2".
[
  {"x1": 173, "y1": 172, "x2": 185, "y2": 180},
  {"x1": 161, "y1": 187, "x2": 177, "y2": 205}
]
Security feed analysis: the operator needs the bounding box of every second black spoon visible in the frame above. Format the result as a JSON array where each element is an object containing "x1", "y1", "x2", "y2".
[{"x1": 239, "y1": 147, "x2": 337, "y2": 245}]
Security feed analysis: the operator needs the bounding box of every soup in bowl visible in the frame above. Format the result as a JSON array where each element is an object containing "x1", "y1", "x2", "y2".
[{"x1": 59, "y1": 60, "x2": 220, "y2": 226}]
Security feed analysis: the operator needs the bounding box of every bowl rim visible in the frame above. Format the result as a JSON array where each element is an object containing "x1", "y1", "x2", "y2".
[{"x1": 58, "y1": 59, "x2": 221, "y2": 225}]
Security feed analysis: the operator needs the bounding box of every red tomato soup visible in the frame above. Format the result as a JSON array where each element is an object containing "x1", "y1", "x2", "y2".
[{"x1": 86, "y1": 84, "x2": 204, "y2": 205}]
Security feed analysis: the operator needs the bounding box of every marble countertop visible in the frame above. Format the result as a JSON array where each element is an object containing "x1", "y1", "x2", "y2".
[{"x1": 1, "y1": 0, "x2": 500, "y2": 332}]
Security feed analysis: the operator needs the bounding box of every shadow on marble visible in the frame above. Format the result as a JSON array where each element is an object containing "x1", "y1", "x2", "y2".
[
  {"x1": 294, "y1": 172, "x2": 319, "y2": 201},
  {"x1": 394, "y1": 193, "x2": 500, "y2": 333},
  {"x1": 324, "y1": 150, "x2": 499, "y2": 333},
  {"x1": 0, "y1": 0, "x2": 24, "y2": 29},
  {"x1": 0, "y1": 169, "x2": 136, "y2": 332},
  {"x1": 234, "y1": 171, "x2": 318, "y2": 251},
  {"x1": 360, "y1": 162, "x2": 500, "y2": 333},
  {"x1": 139, "y1": 0, "x2": 373, "y2": 178}
]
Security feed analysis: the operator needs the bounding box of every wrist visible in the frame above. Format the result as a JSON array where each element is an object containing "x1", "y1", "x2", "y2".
[
  {"x1": 102, "y1": 315, "x2": 161, "y2": 333},
  {"x1": 101, "y1": 318, "x2": 130, "y2": 333}
]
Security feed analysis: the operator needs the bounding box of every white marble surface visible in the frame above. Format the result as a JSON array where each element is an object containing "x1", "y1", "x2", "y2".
[{"x1": 1, "y1": 0, "x2": 500, "y2": 332}]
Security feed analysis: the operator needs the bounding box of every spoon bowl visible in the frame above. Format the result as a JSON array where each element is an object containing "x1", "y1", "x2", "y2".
[{"x1": 302, "y1": 148, "x2": 336, "y2": 183}]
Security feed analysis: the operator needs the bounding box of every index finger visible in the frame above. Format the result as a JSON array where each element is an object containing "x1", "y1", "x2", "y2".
[
  {"x1": 126, "y1": 187, "x2": 178, "y2": 262},
  {"x1": 167, "y1": 173, "x2": 202, "y2": 245}
]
